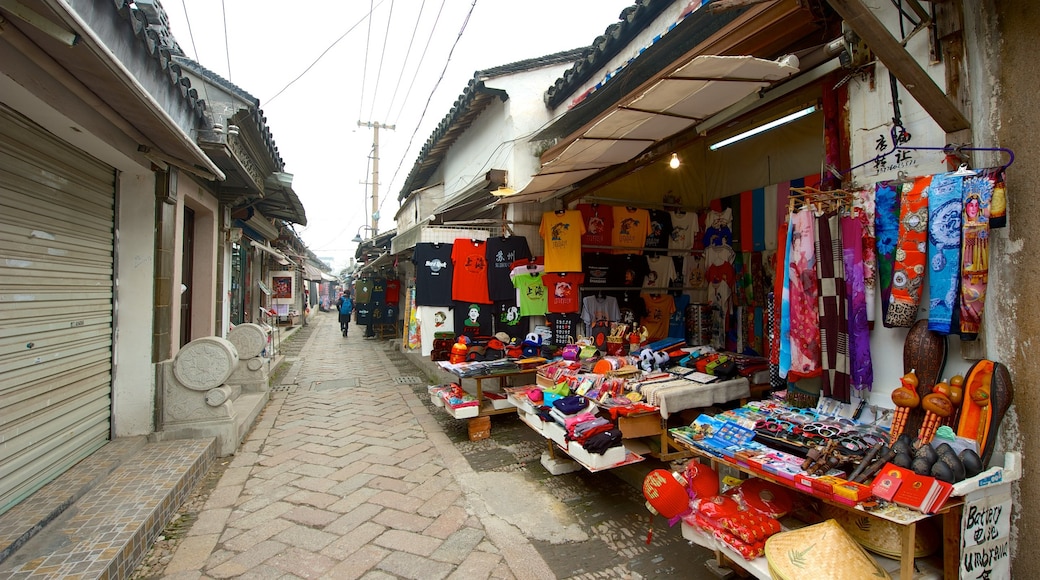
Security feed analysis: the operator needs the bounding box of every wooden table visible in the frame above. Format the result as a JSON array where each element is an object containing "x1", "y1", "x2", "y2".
[
  {"x1": 439, "y1": 362, "x2": 541, "y2": 417},
  {"x1": 670, "y1": 434, "x2": 963, "y2": 580}
]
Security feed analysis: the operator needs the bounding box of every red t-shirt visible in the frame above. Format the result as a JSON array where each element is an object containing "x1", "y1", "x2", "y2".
[
  {"x1": 451, "y1": 238, "x2": 491, "y2": 304},
  {"x1": 542, "y1": 272, "x2": 585, "y2": 313},
  {"x1": 384, "y1": 279, "x2": 401, "y2": 305}
]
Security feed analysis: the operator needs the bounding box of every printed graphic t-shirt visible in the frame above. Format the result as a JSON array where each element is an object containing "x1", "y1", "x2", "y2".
[
  {"x1": 641, "y1": 293, "x2": 676, "y2": 341},
  {"x1": 540, "y1": 210, "x2": 585, "y2": 272},
  {"x1": 512, "y1": 271, "x2": 548, "y2": 317},
  {"x1": 412, "y1": 242, "x2": 453, "y2": 306},
  {"x1": 612, "y1": 207, "x2": 650, "y2": 255},
  {"x1": 577, "y1": 203, "x2": 614, "y2": 248},
  {"x1": 486, "y1": 236, "x2": 531, "y2": 302},
  {"x1": 451, "y1": 238, "x2": 491, "y2": 304},
  {"x1": 543, "y1": 272, "x2": 585, "y2": 313}
]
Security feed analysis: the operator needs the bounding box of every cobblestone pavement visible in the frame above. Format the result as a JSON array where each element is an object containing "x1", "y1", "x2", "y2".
[{"x1": 134, "y1": 313, "x2": 710, "y2": 579}]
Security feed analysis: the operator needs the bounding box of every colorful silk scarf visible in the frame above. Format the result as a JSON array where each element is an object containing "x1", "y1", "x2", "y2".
[
  {"x1": 841, "y1": 216, "x2": 873, "y2": 391},
  {"x1": 986, "y1": 167, "x2": 1008, "y2": 229},
  {"x1": 778, "y1": 215, "x2": 794, "y2": 378},
  {"x1": 874, "y1": 181, "x2": 901, "y2": 325},
  {"x1": 960, "y1": 171, "x2": 995, "y2": 339},
  {"x1": 885, "y1": 175, "x2": 933, "y2": 328},
  {"x1": 926, "y1": 172, "x2": 964, "y2": 335},
  {"x1": 814, "y1": 211, "x2": 850, "y2": 401},
  {"x1": 787, "y1": 209, "x2": 821, "y2": 380},
  {"x1": 852, "y1": 188, "x2": 877, "y2": 325}
]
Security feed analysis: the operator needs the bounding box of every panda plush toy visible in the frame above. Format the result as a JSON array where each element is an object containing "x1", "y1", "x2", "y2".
[
  {"x1": 639, "y1": 348, "x2": 670, "y2": 372},
  {"x1": 521, "y1": 332, "x2": 542, "y2": 358}
]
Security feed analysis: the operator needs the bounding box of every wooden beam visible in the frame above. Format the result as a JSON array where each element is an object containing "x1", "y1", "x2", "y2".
[
  {"x1": 707, "y1": 0, "x2": 775, "y2": 13},
  {"x1": 826, "y1": 0, "x2": 971, "y2": 133}
]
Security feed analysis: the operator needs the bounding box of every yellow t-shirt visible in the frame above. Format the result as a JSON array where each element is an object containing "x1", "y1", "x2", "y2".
[
  {"x1": 612, "y1": 207, "x2": 650, "y2": 254},
  {"x1": 539, "y1": 210, "x2": 586, "y2": 272}
]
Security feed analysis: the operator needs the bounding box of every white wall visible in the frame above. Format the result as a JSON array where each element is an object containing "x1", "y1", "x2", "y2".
[{"x1": 845, "y1": 5, "x2": 973, "y2": 407}]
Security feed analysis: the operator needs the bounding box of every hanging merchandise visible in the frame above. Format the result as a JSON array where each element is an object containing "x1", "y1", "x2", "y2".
[
  {"x1": 959, "y1": 170, "x2": 996, "y2": 340},
  {"x1": 453, "y1": 301, "x2": 493, "y2": 338},
  {"x1": 485, "y1": 235, "x2": 531, "y2": 302},
  {"x1": 813, "y1": 210, "x2": 850, "y2": 402},
  {"x1": 492, "y1": 300, "x2": 528, "y2": 344},
  {"x1": 611, "y1": 254, "x2": 650, "y2": 289},
  {"x1": 412, "y1": 242, "x2": 454, "y2": 306},
  {"x1": 577, "y1": 203, "x2": 613, "y2": 248},
  {"x1": 540, "y1": 209, "x2": 585, "y2": 272},
  {"x1": 925, "y1": 172, "x2": 964, "y2": 335},
  {"x1": 668, "y1": 209, "x2": 699, "y2": 252},
  {"x1": 784, "y1": 209, "x2": 820, "y2": 381},
  {"x1": 644, "y1": 209, "x2": 672, "y2": 254},
  {"x1": 451, "y1": 238, "x2": 492, "y2": 305},
  {"x1": 873, "y1": 180, "x2": 901, "y2": 325},
  {"x1": 512, "y1": 270, "x2": 548, "y2": 317},
  {"x1": 885, "y1": 176, "x2": 933, "y2": 328},
  {"x1": 644, "y1": 255, "x2": 676, "y2": 289},
  {"x1": 509, "y1": 256, "x2": 544, "y2": 306},
  {"x1": 840, "y1": 216, "x2": 873, "y2": 392},
  {"x1": 641, "y1": 292, "x2": 675, "y2": 342},
  {"x1": 582, "y1": 252, "x2": 612, "y2": 286},
  {"x1": 611, "y1": 206, "x2": 650, "y2": 254},
  {"x1": 850, "y1": 188, "x2": 877, "y2": 325},
  {"x1": 543, "y1": 272, "x2": 584, "y2": 313},
  {"x1": 581, "y1": 293, "x2": 620, "y2": 348}
]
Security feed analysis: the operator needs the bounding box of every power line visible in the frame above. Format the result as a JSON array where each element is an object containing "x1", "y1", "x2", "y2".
[
  {"x1": 220, "y1": 0, "x2": 231, "y2": 81},
  {"x1": 265, "y1": 0, "x2": 386, "y2": 105},
  {"x1": 382, "y1": 0, "x2": 427, "y2": 122},
  {"x1": 367, "y1": 0, "x2": 396, "y2": 122},
  {"x1": 359, "y1": 0, "x2": 375, "y2": 121},
  {"x1": 177, "y1": 0, "x2": 199, "y2": 60},
  {"x1": 390, "y1": 0, "x2": 447, "y2": 127},
  {"x1": 379, "y1": 0, "x2": 478, "y2": 215}
]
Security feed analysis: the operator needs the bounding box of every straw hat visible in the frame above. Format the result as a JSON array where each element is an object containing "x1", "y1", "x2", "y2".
[
  {"x1": 820, "y1": 505, "x2": 941, "y2": 559},
  {"x1": 765, "y1": 519, "x2": 891, "y2": 580}
]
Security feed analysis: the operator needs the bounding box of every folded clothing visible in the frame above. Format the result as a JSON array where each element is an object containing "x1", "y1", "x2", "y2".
[
  {"x1": 582, "y1": 428, "x2": 623, "y2": 454},
  {"x1": 553, "y1": 395, "x2": 587, "y2": 415}
]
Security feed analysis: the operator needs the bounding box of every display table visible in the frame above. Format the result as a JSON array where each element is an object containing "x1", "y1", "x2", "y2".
[
  {"x1": 632, "y1": 376, "x2": 751, "y2": 460},
  {"x1": 670, "y1": 434, "x2": 963, "y2": 580},
  {"x1": 436, "y1": 360, "x2": 542, "y2": 418}
]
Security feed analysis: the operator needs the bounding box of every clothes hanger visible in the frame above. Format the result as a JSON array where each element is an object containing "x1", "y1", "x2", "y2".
[{"x1": 840, "y1": 124, "x2": 1016, "y2": 175}]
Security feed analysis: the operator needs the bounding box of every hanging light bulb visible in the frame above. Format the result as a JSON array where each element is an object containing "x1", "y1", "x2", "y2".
[{"x1": 669, "y1": 153, "x2": 680, "y2": 169}]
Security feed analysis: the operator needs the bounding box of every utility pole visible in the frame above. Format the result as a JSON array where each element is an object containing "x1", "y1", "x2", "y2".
[{"x1": 357, "y1": 121, "x2": 395, "y2": 235}]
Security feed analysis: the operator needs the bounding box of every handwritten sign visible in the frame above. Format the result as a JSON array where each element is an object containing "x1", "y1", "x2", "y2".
[{"x1": 960, "y1": 493, "x2": 1012, "y2": 580}]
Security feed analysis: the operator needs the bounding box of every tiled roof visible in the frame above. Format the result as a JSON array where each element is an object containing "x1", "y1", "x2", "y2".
[
  {"x1": 171, "y1": 56, "x2": 286, "y2": 171},
  {"x1": 112, "y1": 0, "x2": 208, "y2": 125},
  {"x1": 543, "y1": 0, "x2": 673, "y2": 110},
  {"x1": 396, "y1": 48, "x2": 588, "y2": 201}
]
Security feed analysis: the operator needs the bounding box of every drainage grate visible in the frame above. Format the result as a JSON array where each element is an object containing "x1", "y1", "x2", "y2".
[
  {"x1": 313, "y1": 378, "x2": 361, "y2": 391},
  {"x1": 392, "y1": 376, "x2": 423, "y2": 385},
  {"x1": 271, "y1": 384, "x2": 294, "y2": 392}
]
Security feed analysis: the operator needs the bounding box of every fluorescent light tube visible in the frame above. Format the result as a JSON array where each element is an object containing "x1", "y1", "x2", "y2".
[{"x1": 709, "y1": 105, "x2": 818, "y2": 151}]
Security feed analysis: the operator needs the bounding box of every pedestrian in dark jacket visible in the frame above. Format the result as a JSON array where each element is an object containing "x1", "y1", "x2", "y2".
[{"x1": 336, "y1": 293, "x2": 354, "y2": 336}]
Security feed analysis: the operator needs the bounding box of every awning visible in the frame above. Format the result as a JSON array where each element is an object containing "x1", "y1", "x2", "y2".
[
  {"x1": 499, "y1": 55, "x2": 799, "y2": 204},
  {"x1": 303, "y1": 263, "x2": 324, "y2": 281},
  {"x1": 392, "y1": 170, "x2": 504, "y2": 254},
  {"x1": 320, "y1": 272, "x2": 338, "y2": 282},
  {"x1": 250, "y1": 240, "x2": 291, "y2": 265}
]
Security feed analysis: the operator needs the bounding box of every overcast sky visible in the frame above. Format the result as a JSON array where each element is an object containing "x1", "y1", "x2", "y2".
[{"x1": 161, "y1": 0, "x2": 636, "y2": 270}]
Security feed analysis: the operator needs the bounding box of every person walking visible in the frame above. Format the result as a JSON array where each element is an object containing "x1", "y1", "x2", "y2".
[{"x1": 336, "y1": 291, "x2": 353, "y2": 336}]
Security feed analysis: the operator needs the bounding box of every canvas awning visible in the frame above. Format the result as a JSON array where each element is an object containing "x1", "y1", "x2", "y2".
[{"x1": 498, "y1": 55, "x2": 799, "y2": 204}]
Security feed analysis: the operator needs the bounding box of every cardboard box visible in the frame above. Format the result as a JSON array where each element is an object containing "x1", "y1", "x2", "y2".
[{"x1": 618, "y1": 413, "x2": 661, "y2": 439}]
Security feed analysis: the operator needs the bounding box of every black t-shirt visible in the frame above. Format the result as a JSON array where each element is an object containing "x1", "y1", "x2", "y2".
[
  {"x1": 486, "y1": 236, "x2": 531, "y2": 302},
  {"x1": 370, "y1": 277, "x2": 386, "y2": 305},
  {"x1": 546, "y1": 313, "x2": 582, "y2": 347},
  {"x1": 609, "y1": 255, "x2": 650, "y2": 288},
  {"x1": 644, "y1": 209, "x2": 672, "y2": 253},
  {"x1": 355, "y1": 302, "x2": 373, "y2": 325},
  {"x1": 582, "y1": 252, "x2": 613, "y2": 287},
  {"x1": 412, "y1": 242, "x2": 453, "y2": 306},
  {"x1": 453, "y1": 300, "x2": 494, "y2": 339},
  {"x1": 493, "y1": 300, "x2": 530, "y2": 344},
  {"x1": 614, "y1": 290, "x2": 647, "y2": 327}
]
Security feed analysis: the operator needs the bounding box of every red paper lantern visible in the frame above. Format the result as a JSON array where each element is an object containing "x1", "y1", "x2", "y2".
[
  {"x1": 643, "y1": 469, "x2": 690, "y2": 519},
  {"x1": 684, "y1": 461, "x2": 720, "y2": 499}
]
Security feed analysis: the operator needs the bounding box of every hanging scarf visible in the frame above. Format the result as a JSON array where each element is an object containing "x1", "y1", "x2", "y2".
[
  {"x1": 787, "y1": 209, "x2": 821, "y2": 380},
  {"x1": 873, "y1": 181, "x2": 901, "y2": 325},
  {"x1": 852, "y1": 188, "x2": 877, "y2": 325},
  {"x1": 841, "y1": 216, "x2": 873, "y2": 391},
  {"x1": 960, "y1": 171, "x2": 995, "y2": 340},
  {"x1": 814, "y1": 211, "x2": 850, "y2": 401},
  {"x1": 926, "y1": 172, "x2": 964, "y2": 335},
  {"x1": 778, "y1": 215, "x2": 794, "y2": 379},
  {"x1": 885, "y1": 175, "x2": 933, "y2": 328}
]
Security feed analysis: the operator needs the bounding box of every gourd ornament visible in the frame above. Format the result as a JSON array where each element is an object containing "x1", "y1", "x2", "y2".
[{"x1": 889, "y1": 370, "x2": 920, "y2": 443}]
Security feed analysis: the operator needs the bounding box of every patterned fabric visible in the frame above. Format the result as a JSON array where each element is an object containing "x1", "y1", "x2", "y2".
[
  {"x1": 814, "y1": 211, "x2": 850, "y2": 401},
  {"x1": 776, "y1": 216, "x2": 792, "y2": 378},
  {"x1": 873, "y1": 181, "x2": 901, "y2": 325},
  {"x1": 786, "y1": 209, "x2": 821, "y2": 381},
  {"x1": 841, "y1": 216, "x2": 872, "y2": 392},
  {"x1": 960, "y1": 171, "x2": 995, "y2": 339},
  {"x1": 885, "y1": 176, "x2": 932, "y2": 328},
  {"x1": 986, "y1": 167, "x2": 1008, "y2": 228},
  {"x1": 852, "y1": 188, "x2": 877, "y2": 324},
  {"x1": 926, "y1": 172, "x2": 964, "y2": 335}
]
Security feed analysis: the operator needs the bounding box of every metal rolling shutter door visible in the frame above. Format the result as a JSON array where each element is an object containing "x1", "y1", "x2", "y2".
[{"x1": 0, "y1": 104, "x2": 115, "y2": 515}]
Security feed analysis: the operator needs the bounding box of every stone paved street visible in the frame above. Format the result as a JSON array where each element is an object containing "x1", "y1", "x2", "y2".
[{"x1": 143, "y1": 312, "x2": 710, "y2": 579}]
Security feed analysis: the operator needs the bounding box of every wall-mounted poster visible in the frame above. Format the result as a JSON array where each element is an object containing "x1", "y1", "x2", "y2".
[{"x1": 272, "y1": 275, "x2": 293, "y2": 299}]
